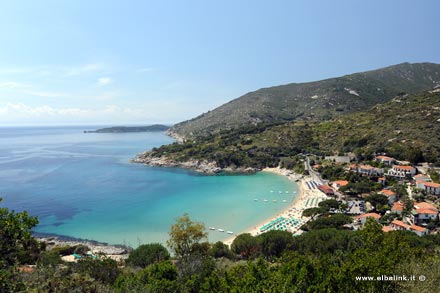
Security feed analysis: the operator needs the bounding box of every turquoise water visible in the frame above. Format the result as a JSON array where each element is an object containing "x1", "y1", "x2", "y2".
[{"x1": 0, "y1": 126, "x2": 298, "y2": 247}]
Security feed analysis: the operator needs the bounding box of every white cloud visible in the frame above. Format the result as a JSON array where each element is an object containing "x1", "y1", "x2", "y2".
[
  {"x1": 137, "y1": 67, "x2": 156, "y2": 73},
  {"x1": 0, "y1": 81, "x2": 27, "y2": 89},
  {"x1": 97, "y1": 77, "x2": 112, "y2": 86},
  {"x1": 64, "y1": 63, "x2": 104, "y2": 76}
]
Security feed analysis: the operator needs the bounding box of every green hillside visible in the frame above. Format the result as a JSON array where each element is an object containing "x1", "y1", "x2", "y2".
[
  {"x1": 145, "y1": 90, "x2": 440, "y2": 169},
  {"x1": 170, "y1": 63, "x2": 440, "y2": 138}
]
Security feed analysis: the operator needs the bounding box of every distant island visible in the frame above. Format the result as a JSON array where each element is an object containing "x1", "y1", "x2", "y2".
[{"x1": 84, "y1": 124, "x2": 170, "y2": 133}]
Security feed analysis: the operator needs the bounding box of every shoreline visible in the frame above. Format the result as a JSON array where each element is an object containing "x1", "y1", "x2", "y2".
[
  {"x1": 34, "y1": 232, "x2": 132, "y2": 262},
  {"x1": 223, "y1": 167, "x2": 324, "y2": 245}
]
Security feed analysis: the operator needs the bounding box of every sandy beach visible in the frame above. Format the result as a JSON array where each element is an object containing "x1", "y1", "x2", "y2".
[{"x1": 223, "y1": 167, "x2": 327, "y2": 245}]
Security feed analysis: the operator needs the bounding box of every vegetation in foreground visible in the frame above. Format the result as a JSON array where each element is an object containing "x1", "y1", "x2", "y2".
[{"x1": 1, "y1": 203, "x2": 440, "y2": 292}]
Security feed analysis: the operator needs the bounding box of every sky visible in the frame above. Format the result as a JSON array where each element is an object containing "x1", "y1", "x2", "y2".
[{"x1": 0, "y1": 0, "x2": 439, "y2": 126}]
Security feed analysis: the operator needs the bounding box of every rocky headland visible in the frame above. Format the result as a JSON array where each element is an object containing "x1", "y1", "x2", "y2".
[{"x1": 132, "y1": 152, "x2": 258, "y2": 175}]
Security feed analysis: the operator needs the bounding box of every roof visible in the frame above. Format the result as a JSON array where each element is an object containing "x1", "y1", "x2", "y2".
[
  {"x1": 414, "y1": 202, "x2": 437, "y2": 211},
  {"x1": 416, "y1": 208, "x2": 438, "y2": 215},
  {"x1": 318, "y1": 185, "x2": 334, "y2": 194},
  {"x1": 392, "y1": 165, "x2": 415, "y2": 171},
  {"x1": 414, "y1": 174, "x2": 430, "y2": 179},
  {"x1": 378, "y1": 177, "x2": 386, "y2": 181},
  {"x1": 416, "y1": 180, "x2": 429, "y2": 184},
  {"x1": 391, "y1": 220, "x2": 410, "y2": 229},
  {"x1": 357, "y1": 212, "x2": 381, "y2": 219},
  {"x1": 423, "y1": 182, "x2": 440, "y2": 188},
  {"x1": 391, "y1": 202, "x2": 404, "y2": 212},
  {"x1": 380, "y1": 189, "x2": 396, "y2": 196},
  {"x1": 333, "y1": 180, "x2": 349, "y2": 186},
  {"x1": 382, "y1": 226, "x2": 394, "y2": 232},
  {"x1": 409, "y1": 225, "x2": 428, "y2": 232},
  {"x1": 376, "y1": 155, "x2": 394, "y2": 161}
]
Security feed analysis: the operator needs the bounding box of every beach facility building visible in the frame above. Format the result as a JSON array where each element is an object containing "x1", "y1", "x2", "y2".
[
  {"x1": 332, "y1": 180, "x2": 349, "y2": 190},
  {"x1": 317, "y1": 184, "x2": 334, "y2": 196}
]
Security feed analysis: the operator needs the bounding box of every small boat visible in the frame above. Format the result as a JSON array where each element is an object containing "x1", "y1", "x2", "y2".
[
  {"x1": 253, "y1": 198, "x2": 259, "y2": 201},
  {"x1": 218, "y1": 229, "x2": 224, "y2": 232},
  {"x1": 263, "y1": 199, "x2": 268, "y2": 202},
  {"x1": 227, "y1": 231, "x2": 234, "y2": 234},
  {"x1": 282, "y1": 200, "x2": 287, "y2": 203},
  {"x1": 273, "y1": 199, "x2": 277, "y2": 202},
  {"x1": 209, "y1": 227, "x2": 216, "y2": 230},
  {"x1": 285, "y1": 191, "x2": 289, "y2": 193},
  {"x1": 270, "y1": 190, "x2": 274, "y2": 193}
]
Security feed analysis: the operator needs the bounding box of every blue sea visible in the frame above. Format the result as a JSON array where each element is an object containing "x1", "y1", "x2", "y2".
[{"x1": 0, "y1": 126, "x2": 298, "y2": 247}]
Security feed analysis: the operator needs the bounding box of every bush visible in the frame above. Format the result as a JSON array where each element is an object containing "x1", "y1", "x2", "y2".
[{"x1": 126, "y1": 243, "x2": 170, "y2": 268}]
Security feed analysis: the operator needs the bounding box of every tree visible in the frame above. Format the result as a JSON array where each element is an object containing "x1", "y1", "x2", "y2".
[
  {"x1": 365, "y1": 193, "x2": 388, "y2": 209},
  {"x1": 231, "y1": 233, "x2": 260, "y2": 259},
  {"x1": 209, "y1": 241, "x2": 234, "y2": 259},
  {"x1": 257, "y1": 230, "x2": 294, "y2": 260},
  {"x1": 302, "y1": 207, "x2": 326, "y2": 218},
  {"x1": 402, "y1": 195, "x2": 414, "y2": 216},
  {"x1": 167, "y1": 213, "x2": 207, "y2": 259},
  {"x1": 318, "y1": 199, "x2": 340, "y2": 210},
  {"x1": 0, "y1": 198, "x2": 40, "y2": 268},
  {"x1": 126, "y1": 243, "x2": 170, "y2": 268}
]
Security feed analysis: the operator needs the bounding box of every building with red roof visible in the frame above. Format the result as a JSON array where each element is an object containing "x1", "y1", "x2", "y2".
[
  {"x1": 379, "y1": 189, "x2": 397, "y2": 205},
  {"x1": 375, "y1": 155, "x2": 395, "y2": 165},
  {"x1": 382, "y1": 226, "x2": 394, "y2": 232},
  {"x1": 413, "y1": 202, "x2": 438, "y2": 224},
  {"x1": 387, "y1": 165, "x2": 416, "y2": 178},
  {"x1": 317, "y1": 185, "x2": 334, "y2": 196},
  {"x1": 391, "y1": 220, "x2": 429, "y2": 236},
  {"x1": 332, "y1": 180, "x2": 349, "y2": 190},
  {"x1": 418, "y1": 182, "x2": 440, "y2": 195},
  {"x1": 391, "y1": 202, "x2": 404, "y2": 215},
  {"x1": 356, "y1": 212, "x2": 381, "y2": 224}
]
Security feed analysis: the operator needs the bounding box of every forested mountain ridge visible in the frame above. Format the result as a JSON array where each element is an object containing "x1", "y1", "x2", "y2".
[
  {"x1": 170, "y1": 62, "x2": 440, "y2": 138},
  {"x1": 138, "y1": 90, "x2": 440, "y2": 172}
]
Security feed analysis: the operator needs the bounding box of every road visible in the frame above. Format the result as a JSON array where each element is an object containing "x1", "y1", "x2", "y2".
[{"x1": 305, "y1": 156, "x2": 325, "y2": 185}]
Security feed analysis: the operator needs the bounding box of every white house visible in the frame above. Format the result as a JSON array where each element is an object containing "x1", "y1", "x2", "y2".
[
  {"x1": 379, "y1": 189, "x2": 397, "y2": 205},
  {"x1": 413, "y1": 174, "x2": 431, "y2": 182},
  {"x1": 391, "y1": 201, "x2": 404, "y2": 215},
  {"x1": 413, "y1": 202, "x2": 438, "y2": 224},
  {"x1": 409, "y1": 225, "x2": 429, "y2": 236},
  {"x1": 387, "y1": 165, "x2": 416, "y2": 178},
  {"x1": 357, "y1": 165, "x2": 383, "y2": 176},
  {"x1": 375, "y1": 155, "x2": 395, "y2": 166},
  {"x1": 356, "y1": 212, "x2": 381, "y2": 225},
  {"x1": 420, "y1": 182, "x2": 440, "y2": 195}
]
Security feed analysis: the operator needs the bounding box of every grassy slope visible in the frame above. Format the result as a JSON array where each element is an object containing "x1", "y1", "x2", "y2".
[
  {"x1": 171, "y1": 62, "x2": 440, "y2": 137},
  {"x1": 149, "y1": 91, "x2": 440, "y2": 167}
]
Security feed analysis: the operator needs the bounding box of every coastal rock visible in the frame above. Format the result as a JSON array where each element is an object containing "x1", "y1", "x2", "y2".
[{"x1": 132, "y1": 153, "x2": 258, "y2": 175}]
